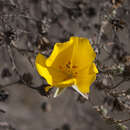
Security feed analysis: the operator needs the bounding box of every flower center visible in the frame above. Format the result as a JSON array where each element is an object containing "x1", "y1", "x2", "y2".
[{"x1": 59, "y1": 61, "x2": 78, "y2": 77}]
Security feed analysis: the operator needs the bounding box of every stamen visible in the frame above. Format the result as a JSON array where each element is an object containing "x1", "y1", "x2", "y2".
[
  {"x1": 68, "y1": 61, "x2": 71, "y2": 65},
  {"x1": 75, "y1": 72, "x2": 78, "y2": 74},
  {"x1": 72, "y1": 65, "x2": 77, "y2": 69},
  {"x1": 66, "y1": 64, "x2": 70, "y2": 68},
  {"x1": 59, "y1": 65, "x2": 63, "y2": 69}
]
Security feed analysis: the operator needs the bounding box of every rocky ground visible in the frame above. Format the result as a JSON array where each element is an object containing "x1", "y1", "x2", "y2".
[{"x1": 0, "y1": 0, "x2": 130, "y2": 130}]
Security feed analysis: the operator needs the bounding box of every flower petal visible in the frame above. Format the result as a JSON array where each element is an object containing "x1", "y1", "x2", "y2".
[
  {"x1": 35, "y1": 53, "x2": 68, "y2": 86},
  {"x1": 75, "y1": 66, "x2": 97, "y2": 93},
  {"x1": 72, "y1": 85, "x2": 88, "y2": 99},
  {"x1": 46, "y1": 40, "x2": 73, "y2": 68},
  {"x1": 92, "y1": 63, "x2": 98, "y2": 73},
  {"x1": 71, "y1": 37, "x2": 96, "y2": 70},
  {"x1": 44, "y1": 85, "x2": 53, "y2": 92},
  {"x1": 89, "y1": 63, "x2": 98, "y2": 74},
  {"x1": 76, "y1": 74, "x2": 96, "y2": 93},
  {"x1": 55, "y1": 78, "x2": 75, "y2": 87}
]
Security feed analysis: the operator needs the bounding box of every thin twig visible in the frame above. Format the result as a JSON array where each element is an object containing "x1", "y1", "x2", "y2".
[
  {"x1": 0, "y1": 80, "x2": 20, "y2": 90},
  {"x1": 0, "y1": 109, "x2": 6, "y2": 113},
  {"x1": 110, "y1": 79, "x2": 125, "y2": 90},
  {"x1": 117, "y1": 118, "x2": 130, "y2": 123}
]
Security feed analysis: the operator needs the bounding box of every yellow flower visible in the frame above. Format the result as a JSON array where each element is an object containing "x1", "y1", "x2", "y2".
[{"x1": 35, "y1": 37, "x2": 98, "y2": 98}]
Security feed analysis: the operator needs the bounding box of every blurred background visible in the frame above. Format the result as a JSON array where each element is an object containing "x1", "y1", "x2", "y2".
[{"x1": 0, "y1": 0, "x2": 130, "y2": 130}]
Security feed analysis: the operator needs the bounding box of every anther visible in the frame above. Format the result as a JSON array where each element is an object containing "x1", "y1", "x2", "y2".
[
  {"x1": 72, "y1": 65, "x2": 77, "y2": 69},
  {"x1": 66, "y1": 64, "x2": 70, "y2": 68},
  {"x1": 68, "y1": 61, "x2": 71, "y2": 65},
  {"x1": 59, "y1": 65, "x2": 63, "y2": 69}
]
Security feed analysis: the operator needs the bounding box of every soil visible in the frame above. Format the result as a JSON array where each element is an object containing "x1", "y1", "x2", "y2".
[{"x1": 0, "y1": 0, "x2": 130, "y2": 130}]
